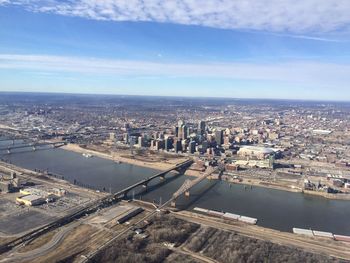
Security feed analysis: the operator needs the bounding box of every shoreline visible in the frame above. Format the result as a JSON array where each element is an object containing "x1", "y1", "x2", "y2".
[
  {"x1": 61, "y1": 143, "x2": 200, "y2": 176},
  {"x1": 0, "y1": 160, "x2": 106, "y2": 199},
  {"x1": 224, "y1": 177, "x2": 350, "y2": 200}
]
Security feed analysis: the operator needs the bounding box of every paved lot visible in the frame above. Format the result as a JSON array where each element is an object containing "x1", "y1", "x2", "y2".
[{"x1": 0, "y1": 210, "x2": 56, "y2": 235}]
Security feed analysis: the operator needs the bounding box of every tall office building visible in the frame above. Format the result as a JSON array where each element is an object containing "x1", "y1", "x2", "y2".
[
  {"x1": 174, "y1": 140, "x2": 182, "y2": 153},
  {"x1": 165, "y1": 137, "x2": 173, "y2": 151},
  {"x1": 189, "y1": 141, "x2": 196, "y2": 154},
  {"x1": 123, "y1": 133, "x2": 129, "y2": 144},
  {"x1": 155, "y1": 139, "x2": 164, "y2": 150},
  {"x1": 178, "y1": 125, "x2": 183, "y2": 140},
  {"x1": 198, "y1": 121, "x2": 206, "y2": 135},
  {"x1": 181, "y1": 125, "x2": 188, "y2": 139},
  {"x1": 174, "y1": 126, "x2": 179, "y2": 137},
  {"x1": 215, "y1": 129, "x2": 224, "y2": 146},
  {"x1": 138, "y1": 136, "x2": 144, "y2": 147},
  {"x1": 109, "y1": 132, "x2": 116, "y2": 141}
]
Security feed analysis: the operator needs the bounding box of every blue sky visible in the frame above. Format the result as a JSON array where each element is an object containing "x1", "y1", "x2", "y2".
[{"x1": 0, "y1": 0, "x2": 350, "y2": 100}]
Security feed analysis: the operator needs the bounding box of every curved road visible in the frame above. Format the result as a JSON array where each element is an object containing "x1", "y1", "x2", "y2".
[{"x1": 0, "y1": 221, "x2": 80, "y2": 263}]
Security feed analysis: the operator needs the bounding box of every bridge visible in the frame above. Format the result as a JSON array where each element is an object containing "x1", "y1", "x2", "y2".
[
  {"x1": 0, "y1": 141, "x2": 66, "y2": 154},
  {"x1": 170, "y1": 166, "x2": 219, "y2": 207},
  {"x1": 0, "y1": 137, "x2": 24, "y2": 144},
  {"x1": 110, "y1": 159, "x2": 193, "y2": 199}
]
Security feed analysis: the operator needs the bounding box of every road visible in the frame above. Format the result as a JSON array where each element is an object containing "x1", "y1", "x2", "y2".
[
  {"x1": 155, "y1": 243, "x2": 218, "y2": 263},
  {"x1": 0, "y1": 221, "x2": 80, "y2": 263}
]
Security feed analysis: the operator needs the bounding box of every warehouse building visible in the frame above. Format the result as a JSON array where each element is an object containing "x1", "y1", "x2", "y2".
[{"x1": 16, "y1": 195, "x2": 46, "y2": 206}]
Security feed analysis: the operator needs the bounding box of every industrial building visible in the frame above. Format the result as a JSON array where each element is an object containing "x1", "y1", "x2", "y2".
[
  {"x1": 116, "y1": 207, "x2": 143, "y2": 224},
  {"x1": 0, "y1": 172, "x2": 20, "y2": 193},
  {"x1": 16, "y1": 195, "x2": 46, "y2": 206}
]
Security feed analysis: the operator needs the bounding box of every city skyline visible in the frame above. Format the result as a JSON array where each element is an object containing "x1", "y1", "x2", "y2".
[{"x1": 0, "y1": 1, "x2": 350, "y2": 100}]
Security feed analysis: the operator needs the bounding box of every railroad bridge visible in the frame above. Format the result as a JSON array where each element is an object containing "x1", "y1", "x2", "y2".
[{"x1": 0, "y1": 141, "x2": 66, "y2": 154}]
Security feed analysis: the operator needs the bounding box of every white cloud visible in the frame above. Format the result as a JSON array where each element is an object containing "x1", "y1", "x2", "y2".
[
  {"x1": 1, "y1": 0, "x2": 350, "y2": 34},
  {"x1": 0, "y1": 54, "x2": 349, "y2": 89}
]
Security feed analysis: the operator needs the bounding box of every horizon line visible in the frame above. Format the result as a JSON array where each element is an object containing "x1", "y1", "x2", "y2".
[{"x1": 0, "y1": 90, "x2": 349, "y2": 103}]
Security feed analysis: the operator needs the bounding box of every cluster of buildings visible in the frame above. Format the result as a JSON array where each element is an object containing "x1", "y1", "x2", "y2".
[
  {"x1": 0, "y1": 172, "x2": 20, "y2": 193},
  {"x1": 0, "y1": 170, "x2": 67, "y2": 207},
  {"x1": 114, "y1": 120, "x2": 281, "y2": 161},
  {"x1": 16, "y1": 187, "x2": 67, "y2": 206},
  {"x1": 303, "y1": 174, "x2": 350, "y2": 193}
]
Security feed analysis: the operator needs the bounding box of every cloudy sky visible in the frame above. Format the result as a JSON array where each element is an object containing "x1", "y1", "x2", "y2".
[{"x1": 0, "y1": 0, "x2": 350, "y2": 100}]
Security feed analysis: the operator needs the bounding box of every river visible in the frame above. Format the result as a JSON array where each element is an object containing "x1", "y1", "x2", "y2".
[{"x1": 1, "y1": 141, "x2": 350, "y2": 235}]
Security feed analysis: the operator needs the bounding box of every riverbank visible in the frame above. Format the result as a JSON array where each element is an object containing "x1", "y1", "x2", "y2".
[
  {"x1": 0, "y1": 160, "x2": 106, "y2": 199},
  {"x1": 224, "y1": 177, "x2": 302, "y2": 193},
  {"x1": 303, "y1": 189, "x2": 350, "y2": 200},
  {"x1": 224, "y1": 177, "x2": 350, "y2": 200},
  {"x1": 61, "y1": 143, "x2": 200, "y2": 176}
]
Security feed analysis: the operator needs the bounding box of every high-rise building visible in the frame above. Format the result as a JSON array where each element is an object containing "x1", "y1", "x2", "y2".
[
  {"x1": 181, "y1": 139, "x2": 188, "y2": 153},
  {"x1": 189, "y1": 141, "x2": 196, "y2": 154},
  {"x1": 109, "y1": 132, "x2": 116, "y2": 141},
  {"x1": 224, "y1": 136, "x2": 230, "y2": 145},
  {"x1": 123, "y1": 133, "x2": 129, "y2": 144},
  {"x1": 215, "y1": 130, "x2": 224, "y2": 146},
  {"x1": 150, "y1": 139, "x2": 155, "y2": 149},
  {"x1": 202, "y1": 140, "x2": 209, "y2": 151},
  {"x1": 181, "y1": 125, "x2": 188, "y2": 139},
  {"x1": 165, "y1": 137, "x2": 173, "y2": 151},
  {"x1": 198, "y1": 121, "x2": 206, "y2": 135},
  {"x1": 178, "y1": 125, "x2": 183, "y2": 140},
  {"x1": 174, "y1": 126, "x2": 179, "y2": 137},
  {"x1": 178, "y1": 120, "x2": 184, "y2": 127},
  {"x1": 155, "y1": 139, "x2": 164, "y2": 150},
  {"x1": 174, "y1": 140, "x2": 182, "y2": 153},
  {"x1": 130, "y1": 136, "x2": 137, "y2": 147},
  {"x1": 138, "y1": 136, "x2": 148, "y2": 147}
]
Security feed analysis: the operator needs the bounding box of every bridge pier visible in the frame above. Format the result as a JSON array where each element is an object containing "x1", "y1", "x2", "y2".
[
  {"x1": 7, "y1": 149, "x2": 11, "y2": 154},
  {"x1": 171, "y1": 200, "x2": 176, "y2": 208},
  {"x1": 176, "y1": 166, "x2": 189, "y2": 175},
  {"x1": 122, "y1": 191, "x2": 128, "y2": 199},
  {"x1": 32, "y1": 146, "x2": 36, "y2": 151},
  {"x1": 159, "y1": 175, "x2": 165, "y2": 180},
  {"x1": 185, "y1": 190, "x2": 190, "y2": 197}
]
